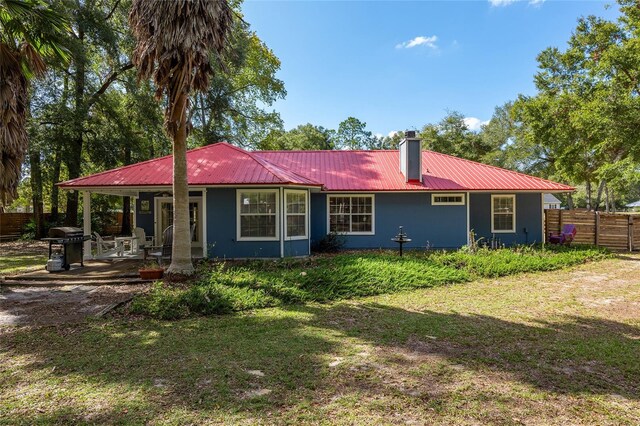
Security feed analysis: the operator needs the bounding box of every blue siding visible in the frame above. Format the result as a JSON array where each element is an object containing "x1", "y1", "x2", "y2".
[
  {"x1": 311, "y1": 192, "x2": 467, "y2": 250},
  {"x1": 310, "y1": 193, "x2": 327, "y2": 243},
  {"x1": 138, "y1": 188, "x2": 543, "y2": 257},
  {"x1": 206, "y1": 188, "x2": 310, "y2": 259},
  {"x1": 469, "y1": 193, "x2": 543, "y2": 246},
  {"x1": 284, "y1": 239, "x2": 309, "y2": 257},
  {"x1": 135, "y1": 191, "x2": 202, "y2": 241},
  {"x1": 135, "y1": 192, "x2": 155, "y2": 238}
]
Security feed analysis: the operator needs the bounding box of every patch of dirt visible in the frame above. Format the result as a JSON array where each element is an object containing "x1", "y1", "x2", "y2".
[
  {"x1": 0, "y1": 240, "x2": 48, "y2": 257},
  {"x1": 566, "y1": 256, "x2": 640, "y2": 319},
  {"x1": 0, "y1": 284, "x2": 148, "y2": 326}
]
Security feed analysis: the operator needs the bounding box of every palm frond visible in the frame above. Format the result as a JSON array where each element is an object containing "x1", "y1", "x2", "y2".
[
  {"x1": 0, "y1": 0, "x2": 70, "y2": 205},
  {"x1": 0, "y1": 42, "x2": 28, "y2": 205},
  {"x1": 129, "y1": 0, "x2": 234, "y2": 136},
  {"x1": 0, "y1": 0, "x2": 71, "y2": 64}
]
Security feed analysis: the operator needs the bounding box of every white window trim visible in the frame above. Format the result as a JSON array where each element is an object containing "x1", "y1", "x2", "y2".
[
  {"x1": 236, "y1": 189, "x2": 280, "y2": 241},
  {"x1": 284, "y1": 189, "x2": 308, "y2": 240},
  {"x1": 327, "y1": 194, "x2": 375, "y2": 236},
  {"x1": 153, "y1": 196, "x2": 203, "y2": 247},
  {"x1": 432, "y1": 193, "x2": 466, "y2": 206},
  {"x1": 491, "y1": 194, "x2": 516, "y2": 233}
]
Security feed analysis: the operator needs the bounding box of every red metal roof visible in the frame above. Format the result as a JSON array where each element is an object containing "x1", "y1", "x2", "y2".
[
  {"x1": 59, "y1": 142, "x2": 574, "y2": 192},
  {"x1": 257, "y1": 149, "x2": 573, "y2": 192},
  {"x1": 59, "y1": 142, "x2": 321, "y2": 188}
]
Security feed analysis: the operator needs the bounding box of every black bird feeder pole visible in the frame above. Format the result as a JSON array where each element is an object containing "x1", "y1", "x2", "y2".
[{"x1": 391, "y1": 226, "x2": 412, "y2": 256}]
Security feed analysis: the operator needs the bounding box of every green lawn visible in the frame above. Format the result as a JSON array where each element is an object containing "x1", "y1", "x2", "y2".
[
  {"x1": 0, "y1": 241, "x2": 48, "y2": 275},
  {"x1": 2, "y1": 250, "x2": 638, "y2": 424},
  {"x1": 0, "y1": 253, "x2": 47, "y2": 275},
  {"x1": 132, "y1": 245, "x2": 610, "y2": 319}
]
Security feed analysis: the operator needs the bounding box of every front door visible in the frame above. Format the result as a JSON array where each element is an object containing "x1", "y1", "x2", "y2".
[{"x1": 155, "y1": 197, "x2": 202, "y2": 247}]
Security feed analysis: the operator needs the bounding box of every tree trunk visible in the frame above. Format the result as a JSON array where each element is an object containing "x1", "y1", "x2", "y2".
[
  {"x1": 51, "y1": 74, "x2": 68, "y2": 224},
  {"x1": 611, "y1": 188, "x2": 616, "y2": 213},
  {"x1": 64, "y1": 24, "x2": 86, "y2": 227},
  {"x1": 594, "y1": 180, "x2": 606, "y2": 212},
  {"x1": 121, "y1": 198, "x2": 131, "y2": 236},
  {"x1": 28, "y1": 145, "x2": 45, "y2": 239},
  {"x1": 50, "y1": 149, "x2": 61, "y2": 223},
  {"x1": 63, "y1": 138, "x2": 82, "y2": 226},
  {"x1": 586, "y1": 180, "x2": 592, "y2": 210},
  {"x1": 167, "y1": 92, "x2": 194, "y2": 278}
]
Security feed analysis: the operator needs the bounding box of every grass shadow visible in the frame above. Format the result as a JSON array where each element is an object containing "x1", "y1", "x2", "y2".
[{"x1": 1, "y1": 298, "x2": 639, "y2": 423}]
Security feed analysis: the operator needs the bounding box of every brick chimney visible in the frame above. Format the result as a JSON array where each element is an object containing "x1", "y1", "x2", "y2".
[{"x1": 399, "y1": 130, "x2": 422, "y2": 182}]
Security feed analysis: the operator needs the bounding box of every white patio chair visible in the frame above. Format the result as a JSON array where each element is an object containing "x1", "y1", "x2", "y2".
[
  {"x1": 93, "y1": 232, "x2": 123, "y2": 258},
  {"x1": 132, "y1": 227, "x2": 154, "y2": 254}
]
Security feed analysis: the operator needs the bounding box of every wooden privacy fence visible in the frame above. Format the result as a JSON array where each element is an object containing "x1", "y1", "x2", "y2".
[
  {"x1": 0, "y1": 213, "x2": 38, "y2": 240},
  {"x1": 0, "y1": 212, "x2": 132, "y2": 239},
  {"x1": 545, "y1": 210, "x2": 640, "y2": 251}
]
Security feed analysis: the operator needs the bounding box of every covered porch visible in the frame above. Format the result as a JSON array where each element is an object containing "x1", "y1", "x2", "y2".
[{"x1": 74, "y1": 186, "x2": 208, "y2": 261}]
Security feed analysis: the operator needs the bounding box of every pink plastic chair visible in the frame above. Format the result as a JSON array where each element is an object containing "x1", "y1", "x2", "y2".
[{"x1": 548, "y1": 224, "x2": 577, "y2": 245}]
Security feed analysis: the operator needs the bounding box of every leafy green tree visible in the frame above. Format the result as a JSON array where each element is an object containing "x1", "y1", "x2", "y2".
[
  {"x1": 190, "y1": 15, "x2": 286, "y2": 148},
  {"x1": 420, "y1": 111, "x2": 493, "y2": 162},
  {"x1": 19, "y1": 0, "x2": 285, "y2": 235},
  {"x1": 336, "y1": 117, "x2": 374, "y2": 150},
  {"x1": 258, "y1": 124, "x2": 335, "y2": 150},
  {"x1": 51, "y1": 0, "x2": 135, "y2": 226},
  {"x1": 513, "y1": 0, "x2": 640, "y2": 210}
]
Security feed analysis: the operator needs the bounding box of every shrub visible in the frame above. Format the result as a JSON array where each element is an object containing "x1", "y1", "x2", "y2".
[
  {"x1": 312, "y1": 232, "x2": 345, "y2": 253},
  {"x1": 130, "y1": 245, "x2": 611, "y2": 319}
]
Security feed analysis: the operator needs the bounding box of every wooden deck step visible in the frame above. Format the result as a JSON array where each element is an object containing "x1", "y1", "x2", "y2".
[
  {"x1": 4, "y1": 272, "x2": 141, "y2": 281},
  {"x1": 0, "y1": 277, "x2": 154, "y2": 287}
]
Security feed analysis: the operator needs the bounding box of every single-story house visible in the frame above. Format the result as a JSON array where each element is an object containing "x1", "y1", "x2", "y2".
[
  {"x1": 626, "y1": 200, "x2": 640, "y2": 210},
  {"x1": 59, "y1": 133, "x2": 574, "y2": 258},
  {"x1": 543, "y1": 193, "x2": 562, "y2": 210}
]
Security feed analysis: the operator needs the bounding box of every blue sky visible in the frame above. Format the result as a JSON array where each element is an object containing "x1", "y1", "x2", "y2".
[{"x1": 242, "y1": 1, "x2": 619, "y2": 136}]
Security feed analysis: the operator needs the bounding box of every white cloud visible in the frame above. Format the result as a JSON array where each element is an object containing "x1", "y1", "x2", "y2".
[
  {"x1": 388, "y1": 130, "x2": 401, "y2": 137},
  {"x1": 489, "y1": 0, "x2": 516, "y2": 6},
  {"x1": 464, "y1": 117, "x2": 490, "y2": 132},
  {"x1": 489, "y1": 0, "x2": 546, "y2": 6},
  {"x1": 396, "y1": 35, "x2": 438, "y2": 50}
]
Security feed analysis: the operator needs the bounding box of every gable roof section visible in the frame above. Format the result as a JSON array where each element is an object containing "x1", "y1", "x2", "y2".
[
  {"x1": 544, "y1": 193, "x2": 562, "y2": 204},
  {"x1": 59, "y1": 142, "x2": 321, "y2": 188},
  {"x1": 59, "y1": 142, "x2": 574, "y2": 192}
]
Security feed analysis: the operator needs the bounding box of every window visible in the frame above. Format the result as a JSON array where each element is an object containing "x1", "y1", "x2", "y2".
[
  {"x1": 328, "y1": 195, "x2": 374, "y2": 234},
  {"x1": 285, "y1": 190, "x2": 307, "y2": 239},
  {"x1": 432, "y1": 193, "x2": 465, "y2": 205},
  {"x1": 491, "y1": 195, "x2": 516, "y2": 233},
  {"x1": 237, "y1": 190, "x2": 278, "y2": 240}
]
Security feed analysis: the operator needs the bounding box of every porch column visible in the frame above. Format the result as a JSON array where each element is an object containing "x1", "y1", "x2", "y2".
[
  {"x1": 82, "y1": 191, "x2": 92, "y2": 259},
  {"x1": 541, "y1": 193, "x2": 546, "y2": 244},
  {"x1": 201, "y1": 189, "x2": 207, "y2": 258},
  {"x1": 466, "y1": 192, "x2": 471, "y2": 246}
]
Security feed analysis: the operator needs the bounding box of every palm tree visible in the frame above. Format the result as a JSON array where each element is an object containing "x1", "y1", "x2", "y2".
[
  {"x1": 0, "y1": 0, "x2": 69, "y2": 207},
  {"x1": 129, "y1": 0, "x2": 233, "y2": 278}
]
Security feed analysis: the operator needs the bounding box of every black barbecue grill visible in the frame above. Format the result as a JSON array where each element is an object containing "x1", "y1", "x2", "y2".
[{"x1": 41, "y1": 227, "x2": 91, "y2": 271}]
